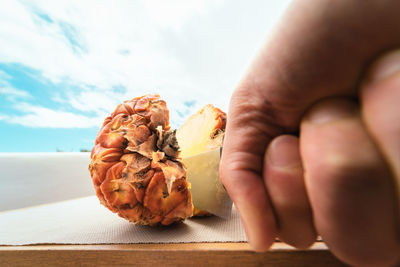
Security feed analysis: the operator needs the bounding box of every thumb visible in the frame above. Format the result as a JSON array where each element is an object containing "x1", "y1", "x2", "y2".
[{"x1": 361, "y1": 49, "x2": 400, "y2": 228}]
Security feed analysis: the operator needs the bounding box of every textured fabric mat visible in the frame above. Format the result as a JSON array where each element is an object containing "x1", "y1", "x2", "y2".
[{"x1": 0, "y1": 196, "x2": 246, "y2": 245}]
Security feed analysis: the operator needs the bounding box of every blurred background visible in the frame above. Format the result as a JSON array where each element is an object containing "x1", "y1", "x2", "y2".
[{"x1": 0, "y1": 0, "x2": 291, "y2": 152}]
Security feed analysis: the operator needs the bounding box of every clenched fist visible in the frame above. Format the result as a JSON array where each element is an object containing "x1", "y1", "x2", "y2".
[{"x1": 220, "y1": 0, "x2": 400, "y2": 265}]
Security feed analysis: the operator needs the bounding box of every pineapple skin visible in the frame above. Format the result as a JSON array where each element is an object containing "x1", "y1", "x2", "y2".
[{"x1": 89, "y1": 94, "x2": 193, "y2": 226}]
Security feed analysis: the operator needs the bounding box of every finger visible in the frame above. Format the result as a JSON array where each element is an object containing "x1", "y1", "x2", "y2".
[
  {"x1": 264, "y1": 135, "x2": 316, "y2": 249},
  {"x1": 361, "y1": 49, "x2": 400, "y2": 223},
  {"x1": 300, "y1": 98, "x2": 399, "y2": 266},
  {"x1": 220, "y1": 90, "x2": 278, "y2": 251}
]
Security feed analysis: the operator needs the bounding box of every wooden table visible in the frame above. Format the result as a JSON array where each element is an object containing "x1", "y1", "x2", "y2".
[{"x1": 0, "y1": 241, "x2": 345, "y2": 266}]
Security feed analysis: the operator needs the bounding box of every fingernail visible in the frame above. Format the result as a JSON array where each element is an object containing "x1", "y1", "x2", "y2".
[
  {"x1": 364, "y1": 49, "x2": 400, "y2": 86},
  {"x1": 267, "y1": 135, "x2": 301, "y2": 169},
  {"x1": 306, "y1": 99, "x2": 358, "y2": 125}
]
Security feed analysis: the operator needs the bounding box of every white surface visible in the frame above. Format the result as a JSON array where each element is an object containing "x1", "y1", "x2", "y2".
[
  {"x1": 0, "y1": 153, "x2": 246, "y2": 245},
  {"x1": 0, "y1": 196, "x2": 245, "y2": 245},
  {"x1": 0, "y1": 152, "x2": 93, "y2": 211}
]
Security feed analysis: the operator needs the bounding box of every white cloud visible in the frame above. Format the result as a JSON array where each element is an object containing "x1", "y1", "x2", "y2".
[
  {"x1": 0, "y1": 86, "x2": 31, "y2": 99},
  {"x1": 8, "y1": 102, "x2": 104, "y2": 128},
  {"x1": 141, "y1": 0, "x2": 225, "y2": 31},
  {"x1": 0, "y1": 72, "x2": 31, "y2": 99},
  {"x1": 65, "y1": 89, "x2": 125, "y2": 115},
  {"x1": 0, "y1": 0, "x2": 291, "y2": 128},
  {"x1": 0, "y1": 0, "x2": 211, "y2": 88}
]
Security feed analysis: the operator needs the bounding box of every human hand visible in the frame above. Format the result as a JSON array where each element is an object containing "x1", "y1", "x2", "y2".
[{"x1": 220, "y1": 0, "x2": 400, "y2": 265}]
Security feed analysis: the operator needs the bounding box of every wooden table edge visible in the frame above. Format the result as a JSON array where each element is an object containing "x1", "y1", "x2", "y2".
[
  {"x1": 0, "y1": 241, "x2": 328, "y2": 251},
  {"x1": 0, "y1": 241, "x2": 346, "y2": 266}
]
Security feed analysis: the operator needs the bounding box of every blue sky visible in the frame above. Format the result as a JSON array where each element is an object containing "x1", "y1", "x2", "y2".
[{"x1": 0, "y1": 0, "x2": 290, "y2": 152}]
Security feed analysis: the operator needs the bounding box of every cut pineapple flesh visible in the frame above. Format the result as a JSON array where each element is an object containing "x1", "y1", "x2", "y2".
[
  {"x1": 176, "y1": 104, "x2": 226, "y2": 216},
  {"x1": 177, "y1": 104, "x2": 226, "y2": 158}
]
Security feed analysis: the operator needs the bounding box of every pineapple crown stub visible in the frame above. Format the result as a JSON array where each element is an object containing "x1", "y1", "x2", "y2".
[{"x1": 156, "y1": 126, "x2": 180, "y2": 159}]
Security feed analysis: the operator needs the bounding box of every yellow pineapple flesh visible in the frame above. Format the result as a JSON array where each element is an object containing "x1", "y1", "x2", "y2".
[
  {"x1": 177, "y1": 104, "x2": 226, "y2": 216},
  {"x1": 177, "y1": 104, "x2": 226, "y2": 158}
]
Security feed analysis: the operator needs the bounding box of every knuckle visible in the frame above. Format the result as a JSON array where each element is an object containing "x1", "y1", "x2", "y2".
[
  {"x1": 231, "y1": 85, "x2": 299, "y2": 133},
  {"x1": 219, "y1": 156, "x2": 241, "y2": 187},
  {"x1": 219, "y1": 152, "x2": 259, "y2": 184}
]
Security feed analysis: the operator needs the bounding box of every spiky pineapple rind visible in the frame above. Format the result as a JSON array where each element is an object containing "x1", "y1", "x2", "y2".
[{"x1": 89, "y1": 94, "x2": 193, "y2": 226}]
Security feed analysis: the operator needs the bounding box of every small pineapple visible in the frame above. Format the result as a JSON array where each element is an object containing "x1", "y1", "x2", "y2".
[{"x1": 89, "y1": 94, "x2": 226, "y2": 225}]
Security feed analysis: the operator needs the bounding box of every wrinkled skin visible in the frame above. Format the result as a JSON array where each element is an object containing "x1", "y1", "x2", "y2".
[
  {"x1": 220, "y1": 0, "x2": 400, "y2": 266},
  {"x1": 89, "y1": 94, "x2": 193, "y2": 226}
]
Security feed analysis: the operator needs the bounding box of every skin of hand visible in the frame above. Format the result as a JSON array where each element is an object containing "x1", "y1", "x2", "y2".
[{"x1": 219, "y1": 0, "x2": 400, "y2": 266}]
